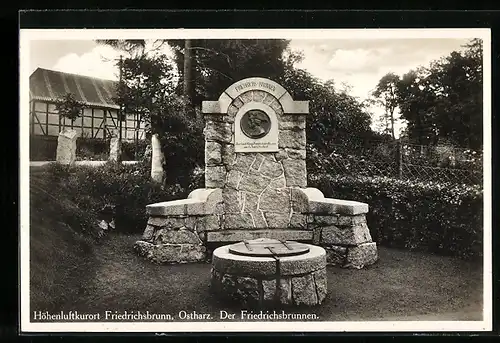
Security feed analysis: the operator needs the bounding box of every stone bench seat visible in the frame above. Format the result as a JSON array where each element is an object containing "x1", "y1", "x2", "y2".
[
  {"x1": 146, "y1": 187, "x2": 369, "y2": 218},
  {"x1": 146, "y1": 188, "x2": 223, "y2": 216}
]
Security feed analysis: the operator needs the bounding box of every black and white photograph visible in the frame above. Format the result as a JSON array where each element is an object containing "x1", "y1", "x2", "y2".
[{"x1": 19, "y1": 28, "x2": 491, "y2": 333}]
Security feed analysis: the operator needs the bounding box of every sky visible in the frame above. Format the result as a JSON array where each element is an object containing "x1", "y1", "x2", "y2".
[{"x1": 28, "y1": 37, "x2": 472, "y2": 136}]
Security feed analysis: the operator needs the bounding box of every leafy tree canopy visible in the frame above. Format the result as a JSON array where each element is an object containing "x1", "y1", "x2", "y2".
[{"x1": 54, "y1": 92, "x2": 84, "y2": 122}]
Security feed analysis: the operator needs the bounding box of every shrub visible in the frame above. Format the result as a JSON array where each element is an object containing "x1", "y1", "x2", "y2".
[
  {"x1": 122, "y1": 139, "x2": 149, "y2": 161},
  {"x1": 309, "y1": 174, "x2": 484, "y2": 259},
  {"x1": 38, "y1": 161, "x2": 192, "y2": 234}
]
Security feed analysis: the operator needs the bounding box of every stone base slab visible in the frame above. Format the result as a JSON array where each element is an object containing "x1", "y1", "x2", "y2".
[{"x1": 206, "y1": 229, "x2": 313, "y2": 243}]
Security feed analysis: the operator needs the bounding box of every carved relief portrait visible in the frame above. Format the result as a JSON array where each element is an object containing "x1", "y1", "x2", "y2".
[{"x1": 240, "y1": 109, "x2": 271, "y2": 139}]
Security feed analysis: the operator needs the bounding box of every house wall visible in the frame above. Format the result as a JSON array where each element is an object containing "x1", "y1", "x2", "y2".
[{"x1": 29, "y1": 100, "x2": 146, "y2": 141}]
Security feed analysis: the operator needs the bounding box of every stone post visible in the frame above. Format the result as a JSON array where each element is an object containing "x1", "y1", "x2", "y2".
[
  {"x1": 109, "y1": 136, "x2": 122, "y2": 162},
  {"x1": 151, "y1": 133, "x2": 164, "y2": 183},
  {"x1": 56, "y1": 128, "x2": 78, "y2": 165}
]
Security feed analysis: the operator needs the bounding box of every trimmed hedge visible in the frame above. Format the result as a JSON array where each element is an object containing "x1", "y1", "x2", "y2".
[
  {"x1": 309, "y1": 174, "x2": 483, "y2": 259},
  {"x1": 33, "y1": 162, "x2": 484, "y2": 258}
]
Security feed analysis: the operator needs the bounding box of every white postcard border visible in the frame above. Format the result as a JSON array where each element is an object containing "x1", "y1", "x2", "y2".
[{"x1": 19, "y1": 28, "x2": 492, "y2": 333}]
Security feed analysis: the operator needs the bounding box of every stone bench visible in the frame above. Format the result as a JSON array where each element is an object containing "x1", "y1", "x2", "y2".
[{"x1": 135, "y1": 187, "x2": 378, "y2": 269}]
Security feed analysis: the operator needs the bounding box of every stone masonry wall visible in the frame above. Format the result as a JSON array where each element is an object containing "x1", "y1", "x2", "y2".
[{"x1": 204, "y1": 90, "x2": 307, "y2": 230}]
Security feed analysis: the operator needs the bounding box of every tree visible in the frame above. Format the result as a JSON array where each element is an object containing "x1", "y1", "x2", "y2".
[
  {"x1": 396, "y1": 39, "x2": 483, "y2": 149},
  {"x1": 371, "y1": 72, "x2": 401, "y2": 140},
  {"x1": 112, "y1": 52, "x2": 203, "y2": 187},
  {"x1": 54, "y1": 92, "x2": 84, "y2": 125},
  {"x1": 167, "y1": 39, "x2": 292, "y2": 104}
]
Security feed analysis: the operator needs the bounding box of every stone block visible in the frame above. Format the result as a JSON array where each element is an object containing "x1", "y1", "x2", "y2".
[
  {"x1": 234, "y1": 97, "x2": 246, "y2": 108},
  {"x1": 239, "y1": 91, "x2": 254, "y2": 103},
  {"x1": 250, "y1": 154, "x2": 265, "y2": 171},
  {"x1": 223, "y1": 189, "x2": 243, "y2": 213},
  {"x1": 217, "y1": 91, "x2": 233, "y2": 112},
  {"x1": 279, "y1": 251, "x2": 326, "y2": 276},
  {"x1": 262, "y1": 278, "x2": 292, "y2": 305},
  {"x1": 221, "y1": 274, "x2": 238, "y2": 299},
  {"x1": 134, "y1": 242, "x2": 206, "y2": 264},
  {"x1": 204, "y1": 121, "x2": 232, "y2": 143},
  {"x1": 313, "y1": 215, "x2": 339, "y2": 226},
  {"x1": 146, "y1": 200, "x2": 189, "y2": 216},
  {"x1": 252, "y1": 211, "x2": 268, "y2": 228},
  {"x1": 223, "y1": 213, "x2": 255, "y2": 229},
  {"x1": 239, "y1": 172, "x2": 271, "y2": 194},
  {"x1": 183, "y1": 216, "x2": 197, "y2": 231},
  {"x1": 309, "y1": 198, "x2": 369, "y2": 215},
  {"x1": 282, "y1": 159, "x2": 307, "y2": 187},
  {"x1": 235, "y1": 276, "x2": 260, "y2": 303},
  {"x1": 252, "y1": 90, "x2": 267, "y2": 102},
  {"x1": 320, "y1": 224, "x2": 372, "y2": 246},
  {"x1": 269, "y1": 175, "x2": 286, "y2": 188},
  {"x1": 344, "y1": 242, "x2": 378, "y2": 269},
  {"x1": 291, "y1": 274, "x2": 318, "y2": 306},
  {"x1": 204, "y1": 188, "x2": 223, "y2": 212},
  {"x1": 147, "y1": 216, "x2": 186, "y2": 229},
  {"x1": 142, "y1": 224, "x2": 155, "y2": 241},
  {"x1": 185, "y1": 201, "x2": 208, "y2": 216},
  {"x1": 205, "y1": 141, "x2": 222, "y2": 165},
  {"x1": 312, "y1": 227, "x2": 321, "y2": 245},
  {"x1": 258, "y1": 188, "x2": 290, "y2": 212},
  {"x1": 259, "y1": 158, "x2": 283, "y2": 178},
  {"x1": 133, "y1": 240, "x2": 153, "y2": 258},
  {"x1": 268, "y1": 99, "x2": 283, "y2": 114},
  {"x1": 291, "y1": 188, "x2": 309, "y2": 213},
  {"x1": 337, "y1": 214, "x2": 367, "y2": 226},
  {"x1": 226, "y1": 169, "x2": 243, "y2": 189},
  {"x1": 324, "y1": 245, "x2": 347, "y2": 266},
  {"x1": 202, "y1": 101, "x2": 220, "y2": 113},
  {"x1": 279, "y1": 119, "x2": 306, "y2": 130},
  {"x1": 312, "y1": 268, "x2": 327, "y2": 304},
  {"x1": 231, "y1": 154, "x2": 256, "y2": 172},
  {"x1": 227, "y1": 104, "x2": 239, "y2": 117},
  {"x1": 278, "y1": 129, "x2": 306, "y2": 149},
  {"x1": 285, "y1": 148, "x2": 306, "y2": 159},
  {"x1": 242, "y1": 192, "x2": 259, "y2": 213},
  {"x1": 221, "y1": 144, "x2": 236, "y2": 165},
  {"x1": 264, "y1": 212, "x2": 290, "y2": 228},
  {"x1": 289, "y1": 214, "x2": 307, "y2": 229},
  {"x1": 56, "y1": 128, "x2": 78, "y2": 165},
  {"x1": 205, "y1": 166, "x2": 226, "y2": 188},
  {"x1": 197, "y1": 215, "x2": 221, "y2": 233},
  {"x1": 275, "y1": 149, "x2": 288, "y2": 161},
  {"x1": 153, "y1": 228, "x2": 201, "y2": 244},
  {"x1": 279, "y1": 92, "x2": 309, "y2": 114}
]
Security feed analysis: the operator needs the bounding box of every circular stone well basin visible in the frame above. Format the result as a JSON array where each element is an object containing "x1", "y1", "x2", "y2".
[{"x1": 210, "y1": 238, "x2": 327, "y2": 307}]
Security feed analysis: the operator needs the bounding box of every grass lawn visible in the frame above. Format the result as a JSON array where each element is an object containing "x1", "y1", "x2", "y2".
[{"x1": 44, "y1": 233, "x2": 482, "y2": 322}]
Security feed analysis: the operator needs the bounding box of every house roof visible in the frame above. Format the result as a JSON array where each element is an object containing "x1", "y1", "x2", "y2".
[{"x1": 29, "y1": 67, "x2": 120, "y2": 110}]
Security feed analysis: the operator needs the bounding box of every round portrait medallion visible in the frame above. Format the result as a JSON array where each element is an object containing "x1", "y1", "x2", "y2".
[{"x1": 240, "y1": 109, "x2": 271, "y2": 139}]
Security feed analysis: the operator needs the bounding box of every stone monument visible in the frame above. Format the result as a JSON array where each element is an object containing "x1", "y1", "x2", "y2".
[{"x1": 135, "y1": 77, "x2": 378, "y2": 269}]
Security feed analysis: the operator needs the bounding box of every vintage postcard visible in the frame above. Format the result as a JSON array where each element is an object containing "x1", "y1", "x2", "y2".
[{"x1": 20, "y1": 28, "x2": 492, "y2": 333}]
